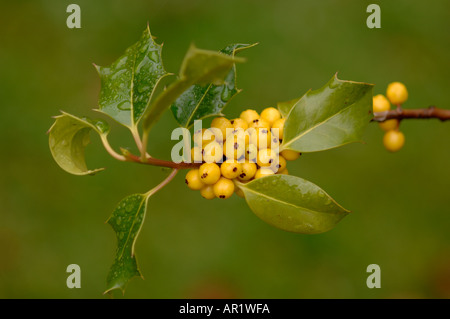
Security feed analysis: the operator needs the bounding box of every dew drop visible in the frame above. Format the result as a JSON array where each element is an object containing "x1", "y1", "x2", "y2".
[
  {"x1": 117, "y1": 101, "x2": 131, "y2": 111},
  {"x1": 149, "y1": 50, "x2": 159, "y2": 63},
  {"x1": 221, "y1": 86, "x2": 231, "y2": 102}
]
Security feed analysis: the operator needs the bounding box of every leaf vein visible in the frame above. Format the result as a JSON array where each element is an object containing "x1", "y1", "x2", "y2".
[
  {"x1": 282, "y1": 100, "x2": 355, "y2": 149},
  {"x1": 117, "y1": 195, "x2": 146, "y2": 260},
  {"x1": 185, "y1": 83, "x2": 213, "y2": 127},
  {"x1": 242, "y1": 187, "x2": 322, "y2": 217}
]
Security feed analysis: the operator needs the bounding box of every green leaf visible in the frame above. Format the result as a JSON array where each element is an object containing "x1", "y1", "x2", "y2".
[
  {"x1": 236, "y1": 175, "x2": 350, "y2": 234},
  {"x1": 281, "y1": 74, "x2": 374, "y2": 153},
  {"x1": 171, "y1": 43, "x2": 257, "y2": 128},
  {"x1": 95, "y1": 25, "x2": 169, "y2": 129},
  {"x1": 277, "y1": 96, "x2": 301, "y2": 118},
  {"x1": 48, "y1": 112, "x2": 109, "y2": 175},
  {"x1": 142, "y1": 44, "x2": 245, "y2": 132},
  {"x1": 105, "y1": 193, "x2": 150, "y2": 294}
]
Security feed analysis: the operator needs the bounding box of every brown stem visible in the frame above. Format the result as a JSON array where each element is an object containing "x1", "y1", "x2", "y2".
[
  {"x1": 373, "y1": 106, "x2": 450, "y2": 122},
  {"x1": 123, "y1": 106, "x2": 450, "y2": 169},
  {"x1": 125, "y1": 152, "x2": 201, "y2": 169}
]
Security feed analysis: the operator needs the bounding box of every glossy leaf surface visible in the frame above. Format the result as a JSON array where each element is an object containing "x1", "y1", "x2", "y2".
[
  {"x1": 142, "y1": 45, "x2": 244, "y2": 132},
  {"x1": 237, "y1": 175, "x2": 350, "y2": 234},
  {"x1": 95, "y1": 26, "x2": 168, "y2": 128},
  {"x1": 171, "y1": 43, "x2": 256, "y2": 128},
  {"x1": 105, "y1": 193, "x2": 149, "y2": 294},
  {"x1": 277, "y1": 96, "x2": 301, "y2": 118},
  {"x1": 281, "y1": 74, "x2": 373, "y2": 152}
]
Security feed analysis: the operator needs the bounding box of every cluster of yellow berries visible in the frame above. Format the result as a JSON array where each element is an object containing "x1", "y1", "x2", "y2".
[
  {"x1": 184, "y1": 107, "x2": 301, "y2": 199},
  {"x1": 373, "y1": 82, "x2": 408, "y2": 152}
]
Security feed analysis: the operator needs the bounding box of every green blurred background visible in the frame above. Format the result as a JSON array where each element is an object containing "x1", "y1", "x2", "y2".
[{"x1": 1, "y1": 0, "x2": 450, "y2": 298}]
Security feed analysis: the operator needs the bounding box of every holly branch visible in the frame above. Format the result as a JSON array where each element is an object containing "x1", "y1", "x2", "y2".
[{"x1": 373, "y1": 106, "x2": 450, "y2": 122}]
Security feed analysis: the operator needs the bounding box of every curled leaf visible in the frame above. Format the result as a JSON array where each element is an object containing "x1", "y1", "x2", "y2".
[
  {"x1": 171, "y1": 43, "x2": 257, "y2": 128},
  {"x1": 142, "y1": 44, "x2": 245, "y2": 132},
  {"x1": 48, "y1": 112, "x2": 109, "y2": 175}
]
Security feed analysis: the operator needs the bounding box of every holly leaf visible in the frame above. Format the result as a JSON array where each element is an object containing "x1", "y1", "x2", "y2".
[
  {"x1": 142, "y1": 44, "x2": 245, "y2": 133},
  {"x1": 171, "y1": 43, "x2": 257, "y2": 128},
  {"x1": 105, "y1": 193, "x2": 150, "y2": 294},
  {"x1": 280, "y1": 74, "x2": 373, "y2": 153},
  {"x1": 236, "y1": 175, "x2": 350, "y2": 234},
  {"x1": 277, "y1": 96, "x2": 301, "y2": 118},
  {"x1": 48, "y1": 112, "x2": 109, "y2": 175},
  {"x1": 95, "y1": 25, "x2": 169, "y2": 129}
]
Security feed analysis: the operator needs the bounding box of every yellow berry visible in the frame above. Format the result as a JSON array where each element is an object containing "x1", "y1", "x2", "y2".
[
  {"x1": 383, "y1": 130, "x2": 405, "y2": 152},
  {"x1": 240, "y1": 109, "x2": 260, "y2": 124},
  {"x1": 220, "y1": 160, "x2": 243, "y2": 179},
  {"x1": 373, "y1": 94, "x2": 391, "y2": 113},
  {"x1": 248, "y1": 127, "x2": 272, "y2": 149},
  {"x1": 203, "y1": 128, "x2": 217, "y2": 146},
  {"x1": 386, "y1": 82, "x2": 408, "y2": 105},
  {"x1": 192, "y1": 128, "x2": 202, "y2": 145},
  {"x1": 257, "y1": 148, "x2": 277, "y2": 167},
  {"x1": 185, "y1": 169, "x2": 205, "y2": 190},
  {"x1": 191, "y1": 146, "x2": 203, "y2": 163},
  {"x1": 193, "y1": 128, "x2": 216, "y2": 148},
  {"x1": 211, "y1": 117, "x2": 233, "y2": 142},
  {"x1": 230, "y1": 118, "x2": 249, "y2": 131},
  {"x1": 225, "y1": 126, "x2": 248, "y2": 141},
  {"x1": 378, "y1": 119, "x2": 399, "y2": 132},
  {"x1": 269, "y1": 134, "x2": 281, "y2": 150},
  {"x1": 260, "y1": 107, "x2": 281, "y2": 126},
  {"x1": 238, "y1": 162, "x2": 257, "y2": 181},
  {"x1": 254, "y1": 168, "x2": 275, "y2": 179},
  {"x1": 213, "y1": 177, "x2": 235, "y2": 199},
  {"x1": 274, "y1": 155, "x2": 287, "y2": 173},
  {"x1": 202, "y1": 141, "x2": 223, "y2": 163},
  {"x1": 226, "y1": 128, "x2": 250, "y2": 146},
  {"x1": 248, "y1": 118, "x2": 271, "y2": 129},
  {"x1": 277, "y1": 168, "x2": 289, "y2": 175},
  {"x1": 224, "y1": 134, "x2": 246, "y2": 160},
  {"x1": 245, "y1": 143, "x2": 258, "y2": 163},
  {"x1": 200, "y1": 185, "x2": 216, "y2": 199},
  {"x1": 271, "y1": 118, "x2": 285, "y2": 140},
  {"x1": 235, "y1": 187, "x2": 245, "y2": 198},
  {"x1": 280, "y1": 149, "x2": 301, "y2": 161},
  {"x1": 198, "y1": 163, "x2": 221, "y2": 184}
]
